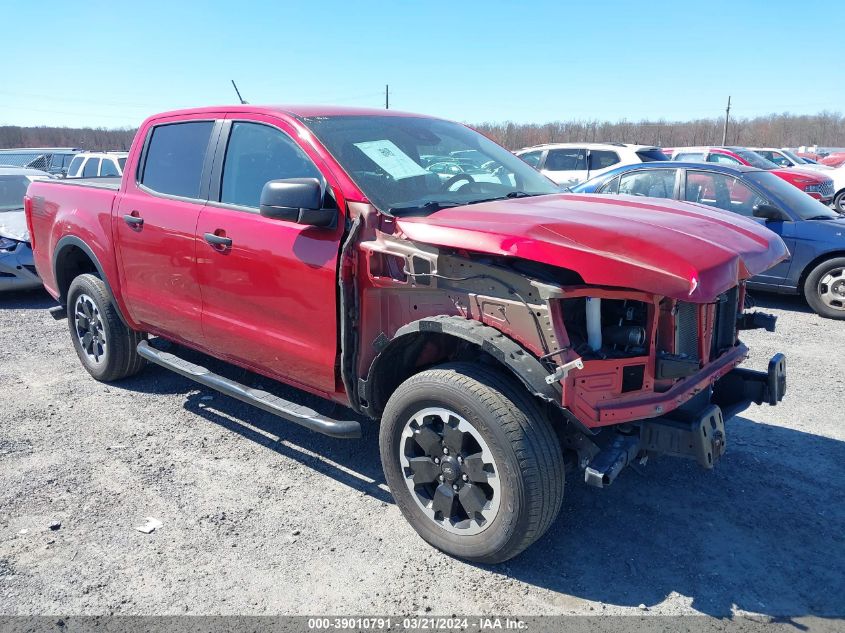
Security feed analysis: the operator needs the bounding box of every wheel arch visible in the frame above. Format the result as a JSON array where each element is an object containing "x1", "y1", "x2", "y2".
[
  {"x1": 53, "y1": 236, "x2": 128, "y2": 326},
  {"x1": 797, "y1": 249, "x2": 845, "y2": 296},
  {"x1": 361, "y1": 316, "x2": 583, "y2": 429}
]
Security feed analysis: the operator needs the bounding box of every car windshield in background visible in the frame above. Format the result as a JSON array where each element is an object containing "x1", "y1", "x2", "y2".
[
  {"x1": 302, "y1": 115, "x2": 559, "y2": 214},
  {"x1": 635, "y1": 149, "x2": 669, "y2": 162},
  {"x1": 745, "y1": 171, "x2": 839, "y2": 220},
  {"x1": 0, "y1": 176, "x2": 30, "y2": 212},
  {"x1": 118, "y1": 157, "x2": 127, "y2": 170},
  {"x1": 735, "y1": 150, "x2": 779, "y2": 170},
  {"x1": 780, "y1": 149, "x2": 808, "y2": 165}
]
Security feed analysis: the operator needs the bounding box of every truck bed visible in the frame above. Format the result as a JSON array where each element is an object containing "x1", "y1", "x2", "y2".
[{"x1": 46, "y1": 177, "x2": 122, "y2": 191}]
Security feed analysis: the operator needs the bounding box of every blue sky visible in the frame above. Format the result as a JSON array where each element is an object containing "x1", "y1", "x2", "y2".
[{"x1": 3, "y1": 0, "x2": 843, "y2": 128}]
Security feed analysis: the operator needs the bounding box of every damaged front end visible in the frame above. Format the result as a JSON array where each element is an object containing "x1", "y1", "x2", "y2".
[
  {"x1": 547, "y1": 284, "x2": 786, "y2": 487},
  {"x1": 348, "y1": 207, "x2": 786, "y2": 490}
]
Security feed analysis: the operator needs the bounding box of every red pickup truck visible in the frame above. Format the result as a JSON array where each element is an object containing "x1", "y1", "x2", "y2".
[{"x1": 25, "y1": 106, "x2": 788, "y2": 562}]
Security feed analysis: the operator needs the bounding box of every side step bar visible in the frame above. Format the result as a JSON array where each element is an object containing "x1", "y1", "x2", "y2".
[{"x1": 136, "y1": 341, "x2": 361, "y2": 439}]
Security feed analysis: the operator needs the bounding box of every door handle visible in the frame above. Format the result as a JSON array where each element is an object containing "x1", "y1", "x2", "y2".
[
  {"x1": 204, "y1": 232, "x2": 232, "y2": 248},
  {"x1": 123, "y1": 213, "x2": 143, "y2": 227}
]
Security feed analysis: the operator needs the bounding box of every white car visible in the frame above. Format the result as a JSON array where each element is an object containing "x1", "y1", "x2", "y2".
[
  {"x1": 514, "y1": 143, "x2": 668, "y2": 187},
  {"x1": 749, "y1": 147, "x2": 833, "y2": 173},
  {"x1": 66, "y1": 152, "x2": 128, "y2": 178}
]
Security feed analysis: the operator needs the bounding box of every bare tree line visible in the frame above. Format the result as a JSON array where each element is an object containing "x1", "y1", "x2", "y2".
[
  {"x1": 0, "y1": 126, "x2": 136, "y2": 150},
  {"x1": 473, "y1": 111, "x2": 845, "y2": 150},
  {"x1": 2, "y1": 111, "x2": 845, "y2": 152}
]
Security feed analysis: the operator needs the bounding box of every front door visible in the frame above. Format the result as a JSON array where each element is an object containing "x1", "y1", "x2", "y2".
[
  {"x1": 114, "y1": 118, "x2": 218, "y2": 343},
  {"x1": 682, "y1": 169, "x2": 794, "y2": 286},
  {"x1": 195, "y1": 117, "x2": 343, "y2": 394}
]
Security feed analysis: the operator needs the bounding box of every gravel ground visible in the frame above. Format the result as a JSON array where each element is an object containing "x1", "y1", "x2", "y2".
[{"x1": 1, "y1": 288, "x2": 843, "y2": 620}]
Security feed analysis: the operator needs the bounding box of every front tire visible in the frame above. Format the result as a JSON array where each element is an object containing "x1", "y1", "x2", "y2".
[
  {"x1": 67, "y1": 273, "x2": 147, "y2": 381},
  {"x1": 803, "y1": 257, "x2": 845, "y2": 320},
  {"x1": 833, "y1": 190, "x2": 845, "y2": 215},
  {"x1": 379, "y1": 362, "x2": 565, "y2": 563}
]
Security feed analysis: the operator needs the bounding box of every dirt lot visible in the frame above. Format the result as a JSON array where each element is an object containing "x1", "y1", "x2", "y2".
[{"x1": 1, "y1": 289, "x2": 843, "y2": 620}]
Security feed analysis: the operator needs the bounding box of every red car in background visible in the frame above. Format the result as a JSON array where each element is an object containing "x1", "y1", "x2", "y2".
[
  {"x1": 665, "y1": 146, "x2": 834, "y2": 203},
  {"x1": 820, "y1": 153, "x2": 845, "y2": 168}
]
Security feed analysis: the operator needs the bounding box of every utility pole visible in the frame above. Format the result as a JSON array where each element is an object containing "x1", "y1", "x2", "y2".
[
  {"x1": 385, "y1": 84, "x2": 389, "y2": 110},
  {"x1": 721, "y1": 96, "x2": 731, "y2": 145},
  {"x1": 231, "y1": 80, "x2": 247, "y2": 105}
]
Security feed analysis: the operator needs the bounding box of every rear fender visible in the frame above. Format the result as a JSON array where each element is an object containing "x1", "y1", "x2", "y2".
[{"x1": 52, "y1": 236, "x2": 131, "y2": 327}]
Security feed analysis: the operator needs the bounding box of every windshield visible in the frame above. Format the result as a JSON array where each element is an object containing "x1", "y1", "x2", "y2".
[
  {"x1": 745, "y1": 171, "x2": 840, "y2": 220},
  {"x1": 302, "y1": 115, "x2": 559, "y2": 213},
  {"x1": 0, "y1": 175, "x2": 30, "y2": 211},
  {"x1": 635, "y1": 149, "x2": 669, "y2": 162},
  {"x1": 735, "y1": 150, "x2": 779, "y2": 170},
  {"x1": 780, "y1": 149, "x2": 807, "y2": 165}
]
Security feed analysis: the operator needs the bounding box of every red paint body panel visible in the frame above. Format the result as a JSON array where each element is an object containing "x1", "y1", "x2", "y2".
[{"x1": 397, "y1": 193, "x2": 787, "y2": 303}]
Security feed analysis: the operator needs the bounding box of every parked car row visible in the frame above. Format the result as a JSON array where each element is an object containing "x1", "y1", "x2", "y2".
[
  {"x1": 0, "y1": 147, "x2": 129, "y2": 178},
  {"x1": 0, "y1": 148, "x2": 80, "y2": 176},
  {"x1": 514, "y1": 142, "x2": 839, "y2": 207},
  {"x1": 571, "y1": 161, "x2": 845, "y2": 319}
]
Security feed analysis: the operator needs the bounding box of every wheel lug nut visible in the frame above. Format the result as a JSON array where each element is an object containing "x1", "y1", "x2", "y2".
[
  {"x1": 457, "y1": 456, "x2": 463, "y2": 463},
  {"x1": 462, "y1": 473, "x2": 468, "y2": 482},
  {"x1": 442, "y1": 447, "x2": 449, "y2": 455},
  {"x1": 434, "y1": 457, "x2": 440, "y2": 464},
  {"x1": 452, "y1": 484, "x2": 458, "y2": 491},
  {"x1": 438, "y1": 475, "x2": 444, "y2": 482}
]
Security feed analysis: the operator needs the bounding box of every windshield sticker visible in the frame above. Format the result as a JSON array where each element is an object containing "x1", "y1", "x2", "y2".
[{"x1": 353, "y1": 140, "x2": 429, "y2": 180}]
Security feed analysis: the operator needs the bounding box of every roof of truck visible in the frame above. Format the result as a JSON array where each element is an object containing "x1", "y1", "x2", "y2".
[{"x1": 150, "y1": 105, "x2": 429, "y2": 120}]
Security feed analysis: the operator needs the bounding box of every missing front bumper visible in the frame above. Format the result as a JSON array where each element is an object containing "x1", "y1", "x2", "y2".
[{"x1": 583, "y1": 353, "x2": 786, "y2": 488}]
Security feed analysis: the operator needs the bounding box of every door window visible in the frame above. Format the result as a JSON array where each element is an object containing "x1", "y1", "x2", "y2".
[
  {"x1": 140, "y1": 121, "x2": 214, "y2": 199},
  {"x1": 598, "y1": 176, "x2": 619, "y2": 194},
  {"x1": 67, "y1": 156, "x2": 84, "y2": 177},
  {"x1": 220, "y1": 122, "x2": 322, "y2": 209},
  {"x1": 545, "y1": 148, "x2": 586, "y2": 171},
  {"x1": 685, "y1": 171, "x2": 766, "y2": 216},
  {"x1": 82, "y1": 158, "x2": 100, "y2": 177},
  {"x1": 518, "y1": 151, "x2": 542, "y2": 168},
  {"x1": 618, "y1": 169, "x2": 676, "y2": 198},
  {"x1": 100, "y1": 159, "x2": 120, "y2": 176},
  {"x1": 589, "y1": 150, "x2": 620, "y2": 170}
]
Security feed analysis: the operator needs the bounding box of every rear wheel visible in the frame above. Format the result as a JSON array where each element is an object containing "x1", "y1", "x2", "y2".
[
  {"x1": 67, "y1": 273, "x2": 147, "y2": 381},
  {"x1": 803, "y1": 257, "x2": 845, "y2": 320},
  {"x1": 379, "y1": 362, "x2": 565, "y2": 563}
]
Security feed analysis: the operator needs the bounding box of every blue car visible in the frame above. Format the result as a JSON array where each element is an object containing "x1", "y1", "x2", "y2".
[{"x1": 571, "y1": 162, "x2": 845, "y2": 319}]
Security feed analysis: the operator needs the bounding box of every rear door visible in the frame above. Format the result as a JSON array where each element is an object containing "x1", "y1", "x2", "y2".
[
  {"x1": 541, "y1": 147, "x2": 587, "y2": 186},
  {"x1": 114, "y1": 116, "x2": 221, "y2": 343},
  {"x1": 195, "y1": 115, "x2": 344, "y2": 394}
]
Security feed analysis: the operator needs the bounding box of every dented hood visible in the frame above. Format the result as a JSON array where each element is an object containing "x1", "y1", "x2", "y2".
[{"x1": 396, "y1": 193, "x2": 788, "y2": 302}]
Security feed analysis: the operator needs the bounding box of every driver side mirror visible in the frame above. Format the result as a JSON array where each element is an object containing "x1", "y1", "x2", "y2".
[
  {"x1": 259, "y1": 178, "x2": 336, "y2": 228},
  {"x1": 752, "y1": 203, "x2": 788, "y2": 221}
]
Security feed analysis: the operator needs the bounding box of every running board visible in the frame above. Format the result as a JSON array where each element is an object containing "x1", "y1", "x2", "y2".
[{"x1": 136, "y1": 341, "x2": 361, "y2": 439}]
